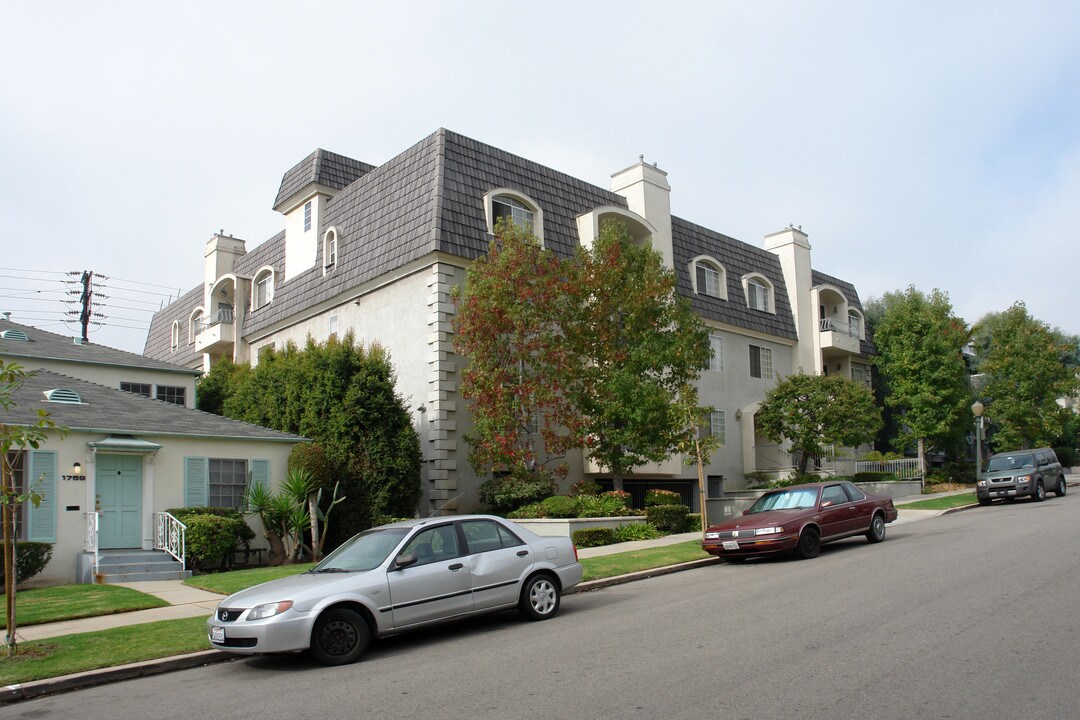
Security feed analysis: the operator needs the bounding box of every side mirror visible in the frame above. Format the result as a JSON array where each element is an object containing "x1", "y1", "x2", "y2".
[
  {"x1": 742, "y1": 509, "x2": 750, "y2": 515},
  {"x1": 394, "y1": 553, "x2": 418, "y2": 570}
]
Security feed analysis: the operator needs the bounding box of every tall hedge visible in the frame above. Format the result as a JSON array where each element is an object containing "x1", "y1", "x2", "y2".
[
  {"x1": 218, "y1": 333, "x2": 422, "y2": 550},
  {"x1": 0, "y1": 542, "x2": 53, "y2": 589}
]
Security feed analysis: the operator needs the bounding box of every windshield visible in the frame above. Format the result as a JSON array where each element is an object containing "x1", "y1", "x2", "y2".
[
  {"x1": 748, "y1": 487, "x2": 820, "y2": 513},
  {"x1": 986, "y1": 454, "x2": 1035, "y2": 472},
  {"x1": 310, "y1": 527, "x2": 410, "y2": 572}
]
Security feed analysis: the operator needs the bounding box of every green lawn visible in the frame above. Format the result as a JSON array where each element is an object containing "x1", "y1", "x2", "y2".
[
  {"x1": 186, "y1": 563, "x2": 315, "y2": 595},
  {"x1": 0, "y1": 617, "x2": 211, "y2": 686},
  {"x1": 580, "y1": 541, "x2": 712, "y2": 581},
  {"x1": 896, "y1": 492, "x2": 977, "y2": 510},
  {"x1": 0, "y1": 584, "x2": 168, "y2": 629}
]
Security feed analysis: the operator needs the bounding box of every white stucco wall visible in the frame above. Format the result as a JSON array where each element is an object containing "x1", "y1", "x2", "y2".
[{"x1": 7, "y1": 358, "x2": 197, "y2": 408}]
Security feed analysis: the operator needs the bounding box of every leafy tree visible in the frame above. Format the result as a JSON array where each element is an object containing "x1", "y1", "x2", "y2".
[
  {"x1": 756, "y1": 372, "x2": 881, "y2": 477},
  {"x1": 1, "y1": 361, "x2": 66, "y2": 656},
  {"x1": 195, "y1": 357, "x2": 249, "y2": 415},
  {"x1": 452, "y1": 219, "x2": 583, "y2": 479},
  {"x1": 219, "y1": 334, "x2": 421, "y2": 549},
  {"x1": 567, "y1": 220, "x2": 712, "y2": 490},
  {"x1": 872, "y1": 286, "x2": 972, "y2": 473},
  {"x1": 673, "y1": 383, "x2": 720, "y2": 533},
  {"x1": 975, "y1": 303, "x2": 1078, "y2": 451}
]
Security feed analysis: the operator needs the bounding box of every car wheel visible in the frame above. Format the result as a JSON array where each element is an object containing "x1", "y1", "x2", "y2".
[
  {"x1": 865, "y1": 513, "x2": 886, "y2": 543},
  {"x1": 794, "y1": 527, "x2": 821, "y2": 560},
  {"x1": 978, "y1": 497, "x2": 992, "y2": 506},
  {"x1": 1055, "y1": 478, "x2": 1067, "y2": 497},
  {"x1": 1032, "y1": 481, "x2": 1045, "y2": 502},
  {"x1": 308, "y1": 608, "x2": 370, "y2": 666},
  {"x1": 519, "y1": 574, "x2": 561, "y2": 621}
]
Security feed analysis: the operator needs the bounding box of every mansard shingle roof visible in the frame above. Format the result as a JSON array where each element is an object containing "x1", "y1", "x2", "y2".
[
  {"x1": 273, "y1": 149, "x2": 376, "y2": 211},
  {"x1": 142, "y1": 285, "x2": 204, "y2": 367}
]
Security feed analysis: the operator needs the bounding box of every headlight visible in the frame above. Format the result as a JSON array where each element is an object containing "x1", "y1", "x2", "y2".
[
  {"x1": 977, "y1": 480, "x2": 986, "y2": 487},
  {"x1": 755, "y1": 526, "x2": 783, "y2": 535},
  {"x1": 1015, "y1": 474, "x2": 1032, "y2": 483},
  {"x1": 247, "y1": 601, "x2": 294, "y2": 620},
  {"x1": 704, "y1": 531, "x2": 719, "y2": 539}
]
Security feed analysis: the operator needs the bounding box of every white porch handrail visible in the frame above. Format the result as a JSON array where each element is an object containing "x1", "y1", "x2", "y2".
[
  {"x1": 84, "y1": 511, "x2": 99, "y2": 575},
  {"x1": 153, "y1": 511, "x2": 187, "y2": 570}
]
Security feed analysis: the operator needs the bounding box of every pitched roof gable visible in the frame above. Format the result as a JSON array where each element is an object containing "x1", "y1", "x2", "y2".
[{"x1": 273, "y1": 148, "x2": 376, "y2": 211}]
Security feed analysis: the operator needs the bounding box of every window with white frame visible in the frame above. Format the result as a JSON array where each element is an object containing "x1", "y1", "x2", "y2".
[
  {"x1": 254, "y1": 270, "x2": 274, "y2": 308},
  {"x1": 329, "y1": 314, "x2": 339, "y2": 338},
  {"x1": 707, "y1": 410, "x2": 726, "y2": 446},
  {"x1": 492, "y1": 195, "x2": 535, "y2": 233},
  {"x1": 170, "y1": 321, "x2": 179, "y2": 351},
  {"x1": 852, "y1": 362, "x2": 872, "y2": 389},
  {"x1": 323, "y1": 227, "x2": 338, "y2": 271},
  {"x1": 190, "y1": 309, "x2": 204, "y2": 342},
  {"x1": 848, "y1": 310, "x2": 862, "y2": 338},
  {"x1": 709, "y1": 333, "x2": 724, "y2": 372},
  {"x1": 208, "y1": 458, "x2": 248, "y2": 509},
  {"x1": 156, "y1": 385, "x2": 186, "y2": 406},
  {"x1": 303, "y1": 201, "x2": 312, "y2": 232},
  {"x1": 747, "y1": 277, "x2": 770, "y2": 312},
  {"x1": 749, "y1": 344, "x2": 773, "y2": 380},
  {"x1": 696, "y1": 261, "x2": 724, "y2": 298},
  {"x1": 120, "y1": 382, "x2": 151, "y2": 398}
]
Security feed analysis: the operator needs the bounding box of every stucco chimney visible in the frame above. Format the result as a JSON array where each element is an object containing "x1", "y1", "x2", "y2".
[{"x1": 610, "y1": 160, "x2": 674, "y2": 269}]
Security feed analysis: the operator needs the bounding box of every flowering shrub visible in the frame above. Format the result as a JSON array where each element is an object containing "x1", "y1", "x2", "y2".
[
  {"x1": 645, "y1": 489, "x2": 683, "y2": 507},
  {"x1": 567, "y1": 479, "x2": 602, "y2": 497},
  {"x1": 602, "y1": 489, "x2": 632, "y2": 508}
]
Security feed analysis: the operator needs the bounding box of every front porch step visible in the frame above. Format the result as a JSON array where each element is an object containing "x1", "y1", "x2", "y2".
[{"x1": 92, "y1": 549, "x2": 191, "y2": 584}]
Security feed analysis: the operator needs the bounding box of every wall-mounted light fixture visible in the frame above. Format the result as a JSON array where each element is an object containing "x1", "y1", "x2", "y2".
[
  {"x1": 73, "y1": 461, "x2": 82, "y2": 476},
  {"x1": 734, "y1": 409, "x2": 742, "y2": 421}
]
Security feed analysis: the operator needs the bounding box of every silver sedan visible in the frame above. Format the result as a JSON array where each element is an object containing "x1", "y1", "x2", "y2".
[{"x1": 207, "y1": 515, "x2": 583, "y2": 665}]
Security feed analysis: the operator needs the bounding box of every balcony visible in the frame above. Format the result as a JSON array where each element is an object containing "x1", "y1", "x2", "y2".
[
  {"x1": 194, "y1": 307, "x2": 235, "y2": 354},
  {"x1": 583, "y1": 449, "x2": 683, "y2": 477},
  {"x1": 819, "y1": 317, "x2": 860, "y2": 356}
]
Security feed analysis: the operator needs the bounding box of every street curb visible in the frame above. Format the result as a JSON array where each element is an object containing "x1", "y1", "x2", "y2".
[
  {"x1": 569, "y1": 556, "x2": 722, "y2": 593},
  {"x1": 0, "y1": 650, "x2": 234, "y2": 706}
]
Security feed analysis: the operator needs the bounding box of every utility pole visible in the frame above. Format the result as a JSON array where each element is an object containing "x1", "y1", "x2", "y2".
[{"x1": 78, "y1": 271, "x2": 93, "y2": 342}]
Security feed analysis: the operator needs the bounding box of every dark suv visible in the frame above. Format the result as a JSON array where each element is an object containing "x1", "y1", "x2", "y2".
[{"x1": 976, "y1": 448, "x2": 1065, "y2": 505}]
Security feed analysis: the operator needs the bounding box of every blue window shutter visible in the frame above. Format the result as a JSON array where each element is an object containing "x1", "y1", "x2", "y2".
[
  {"x1": 28, "y1": 450, "x2": 58, "y2": 542},
  {"x1": 184, "y1": 457, "x2": 208, "y2": 507}
]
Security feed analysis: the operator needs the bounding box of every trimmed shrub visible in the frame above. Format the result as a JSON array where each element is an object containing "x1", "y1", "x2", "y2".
[
  {"x1": 601, "y1": 490, "x2": 632, "y2": 508},
  {"x1": 682, "y1": 513, "x2": 702, "y2": 533},
  {"x1": 537, "y1": 495, "x2": 578, "y2": 518},
  {"x1": 507, "y1": 502, "x2": 543, "y2": 519},
  {"x1": 0, "y1": 541, "x2": 54, "y2": 588},
  {"x1": 574, "y1": 494, "x2": 633, "y2": 518},
  {"x1": 478, "y1": 469, "x2": 557, "y2": 514},
  {"x1": 860, "y1": 450, "x2": 905, "y2": 461},
  {"x1": 645, "y1": 489, "x2": 683, "y2": 507},
  {"x1": 853, "y1": 471, "x2": 899, "y2": 483},
  {"x1": 646, "y1": 504, "x2": 690, "y2": 533},
  {"x1": 185, "y1": 514, "x2": 244, "y2": 571},
  {"x1": 613, "y1": 522, "x2": 662, "y2": 542},
  {"x1": 571, "y1": 527, "x2": 616, "y2": 548},
  {"x1": 1054, "y1": 446, "x2": 1078, "y2": 468}
]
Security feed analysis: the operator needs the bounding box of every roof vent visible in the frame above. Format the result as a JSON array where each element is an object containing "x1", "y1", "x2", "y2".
[
  {"x1": 1, "y1": 328, "x2": 29, "y2": 342},
  {"x1": 44, "y1": 388, "x2": 83, "y2": 404}
]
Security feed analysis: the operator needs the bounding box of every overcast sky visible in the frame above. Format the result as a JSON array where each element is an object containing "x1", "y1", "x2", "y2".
[{"x1": 2, "y1": 1, "x2": 1078, "y2": 354}]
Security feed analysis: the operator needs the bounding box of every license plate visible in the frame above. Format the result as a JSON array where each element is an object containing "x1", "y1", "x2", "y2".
[
  {"x1": 722, "y1": 541, "x2": 740, "y2": 551},
  {"x1": 211, "y1": 626, "x2": 225, "y2": 644}
]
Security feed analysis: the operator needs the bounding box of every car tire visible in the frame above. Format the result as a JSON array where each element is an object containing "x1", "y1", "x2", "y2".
[
  {"x1": 519, "y1": 573, "x2": 561, "y2": 621},
  {"x1": 1032, "y1": 481, "x2": 1045, "y2": 502},
  {"x1": 724, "y1": 556, "x2": 747, "y2": 564},
  {"x1": 309, "y1": 608, "x2": 370, "y2": 666},
  {"x1": 794, "y1": 527, "x2": 821, "y2": 560},
  {"x1": 865, "y1": 513, "x2": 886, "y2": 543},
  {"x1": 978, "y1": 497, "x2": 991, "y2": 506},
  {"x1": 1054, "y1": 478, "x2": 1067, "y2": 497}
]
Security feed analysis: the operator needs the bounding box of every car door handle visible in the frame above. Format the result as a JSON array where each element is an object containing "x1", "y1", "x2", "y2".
[
  {"x1": 448, "y1": 563, "x2": 464, "y2": 571},
  {"x1": 517, "y1": 550, "x2": 529, "y2": 557}
]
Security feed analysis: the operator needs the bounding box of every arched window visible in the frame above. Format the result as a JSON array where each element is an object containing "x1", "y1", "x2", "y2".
[
  {"x1": 189, "y1": 308, "x2": 204, "y2": 343},
  {"x1": 253, "y1": 268, "x2": 275, "y2": 308},
  {"x1": 484, "y1": 189, "x2": 543, "y2": 243},
  {"x1": 689, "y1": 256, "x2": 727, "y2": 299},
  {"x1": 322, "y1": 227, "x2": 339, "y2": 274},
  {"x1": 170, "y1": 320, "x2": 179, "y2": 351},
  {"x1": 743, "y1": 274, "x2": 774, "y2": 313}
]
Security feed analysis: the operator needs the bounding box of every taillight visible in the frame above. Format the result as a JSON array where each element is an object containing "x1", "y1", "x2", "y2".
[{"x1": 572, "y1": 543, "x2": 579, "y2": 561}]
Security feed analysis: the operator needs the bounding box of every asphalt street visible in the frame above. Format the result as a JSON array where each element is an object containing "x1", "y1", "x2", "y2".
[{"x1": 10, "y1": 494, "x2": 1079, "y2": 720}]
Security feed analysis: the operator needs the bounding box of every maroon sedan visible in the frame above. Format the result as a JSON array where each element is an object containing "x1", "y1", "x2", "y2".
[{"x1": 702, "y1": 481, "x2": 898, "y2": 562}]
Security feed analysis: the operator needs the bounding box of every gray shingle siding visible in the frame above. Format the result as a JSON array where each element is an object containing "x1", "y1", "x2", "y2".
[
  {"x1": 812, "y1": 269, "x2": 877, "y2": 355},
  {"x1": 273, "y1": 148, "x2": 376, "y2": 211},
  {"x1": 142, "y1": 286, "x2": 204, "y2": 368}
]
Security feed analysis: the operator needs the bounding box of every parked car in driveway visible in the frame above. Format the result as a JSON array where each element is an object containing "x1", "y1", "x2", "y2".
[
  {"x1": 976, "y1": 448, "x2": 1065, "y2": 505},
  {"x1": 207, "y1": 515, "x2": 583, "y2": 665},
  {"x1": 702, "y1": 481, "x2": 898, "y2": 562}
]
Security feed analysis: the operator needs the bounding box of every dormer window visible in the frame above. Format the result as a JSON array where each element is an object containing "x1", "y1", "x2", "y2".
[
  {"x1": 303, "y1": 201, "x2": 312, "y2": 232},
  {"x1": 743, "y1": 274, "x2": 774, "y2": 313},
  {"x1": 484, "y1": 189, "x2": 543, "y2": 243},
  {"x1": 254, "y1": 268, "x2": 275, "y2": 308},
  {"x1": 323, "y1": 227, "x2": 339, "y2": 274},
  {"x1": 848, "y1": 310, "x2": 863, "y2": 339},
  {"x1": 189, "y1": 308, "x2": 204, "y2": 343},
  {"x1": 690, "y1": 257, "x2": 727, "y2": 299}
]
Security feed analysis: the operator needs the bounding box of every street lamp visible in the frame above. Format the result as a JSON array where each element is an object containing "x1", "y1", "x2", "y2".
[{"x1": 972, "y1": 401, "x2": 985, "y2": 479}]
